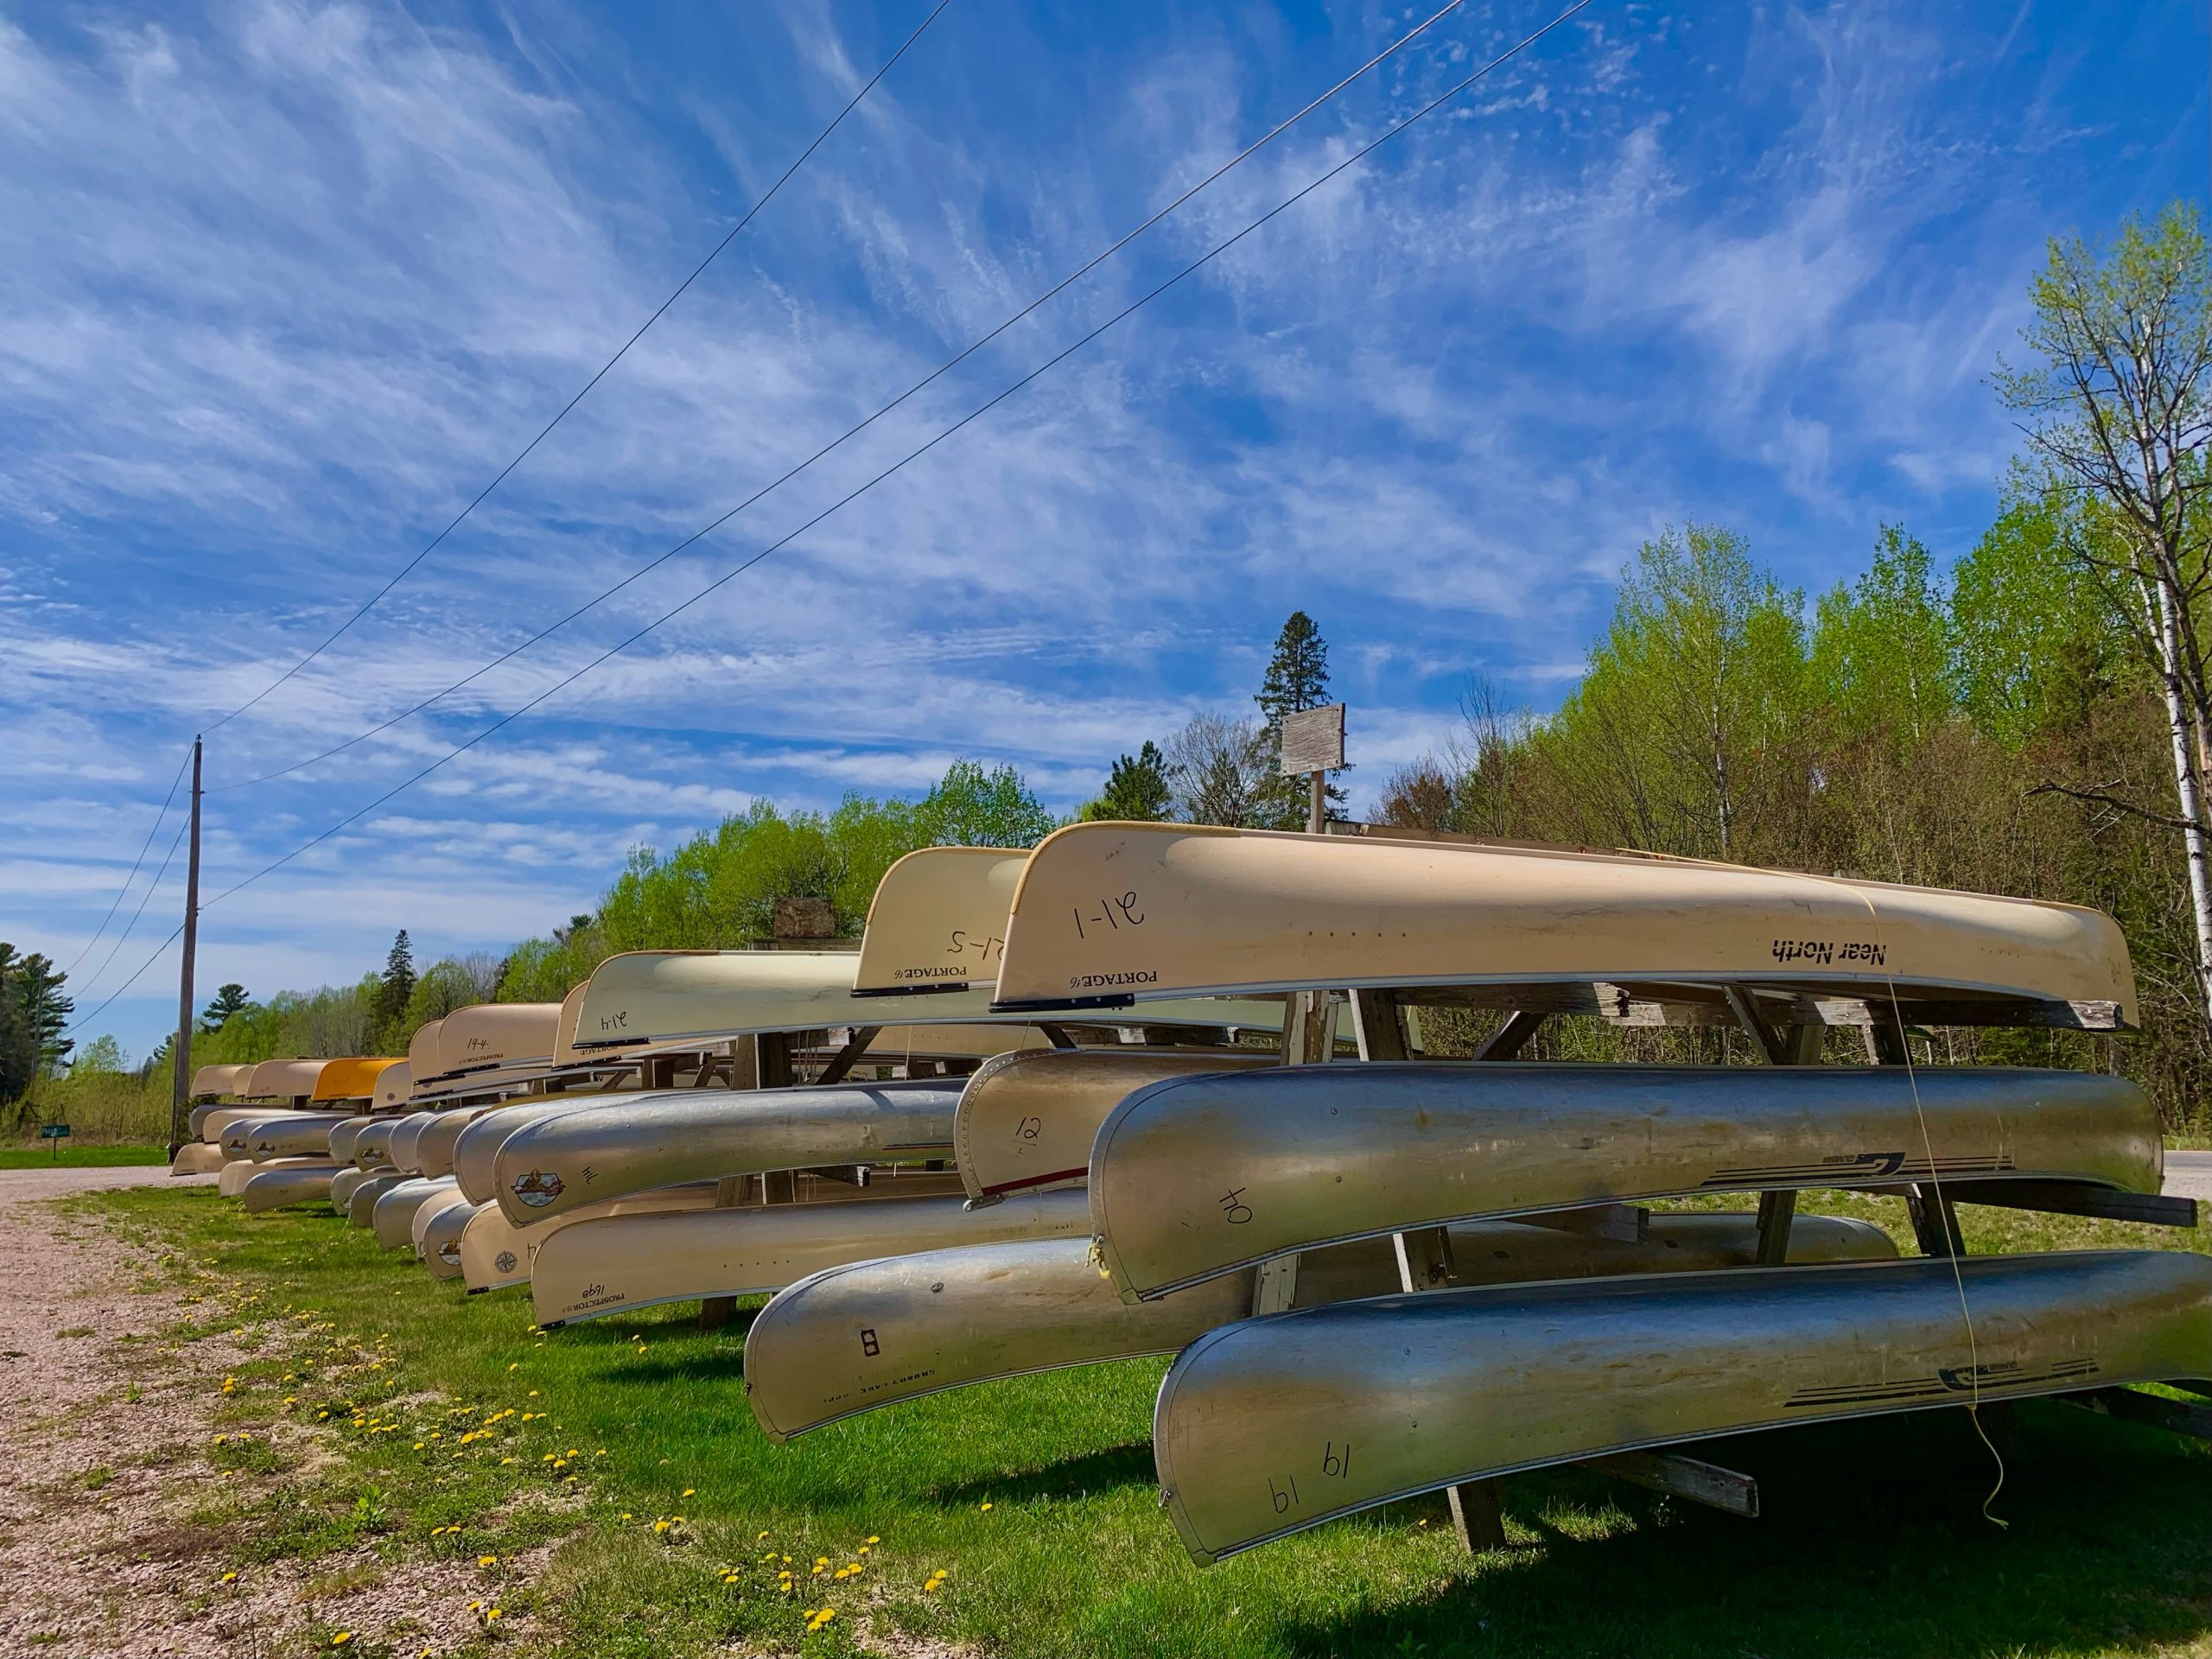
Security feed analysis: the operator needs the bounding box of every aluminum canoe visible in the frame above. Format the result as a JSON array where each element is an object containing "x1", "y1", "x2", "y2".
[
  {"x1": 347, "y1": 1171, "x2": 411, "y2": 1226},
  {"x1": 352, "y1": 1115, "x2": 407, "y2": 1171},
  {"x1": 410, "y1": 1106, "x2": 502, "y2": 1179},
  {"x1": 415, "y1": 1192, "x2": 481, "y2": 1275},
  {"x1": 194, "y1": 1105, "x2": 266, "y2": 1143},
  {"x1": 222, "y1": 1153, "x2": 325, "y2": 1198},
  {"x1": 246, "y1": 1113, "x2": 353, "y2": 1160},
  {"x1": 372, "y1": 1176, "x2": 460, "y2": 1249},
  {"x1": 531, "y1": 1187, "x2": 1092, "y2": 1328},
  {"x1": 954, "y1": 1046, "x2": 1277, "y2": 1202},
  {"x1": 220, "y1": 1111, "x2": 333, "y2": 1161},
  {"x1": 240, "y1": 1162, "x2": 345, "y2": 1213},
  {"x1": 326, "y1": 1116, "x2": 376, "y2": 1164},
  {"x1": 454, "y1": 1100, "x2": 611, "y2": 1204},
  {"x1": 1154, "y1": 1249, "x2": 2212, "y2": 1565},
  {"x1": 1091, "y1": 1063, "x2": 2160, "y2": 1300},
  {"x1": 990, "y1": 823, "x2": 2136, "y2": 1028},
  {"x1": 745, "y1": 1212, "x2": 1898, "y2": 1440},
  {"x1": 489, "y1": 1081, "x2": 966, "y2": 1227},
  {"x1": 329, "y1": 1165, "x2": 372, "y2": 1213}
]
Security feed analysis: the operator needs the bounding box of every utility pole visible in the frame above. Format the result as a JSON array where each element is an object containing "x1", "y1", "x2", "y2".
[{"x1": 166, "y1": 736, "x2": 202, "y2": 1159}]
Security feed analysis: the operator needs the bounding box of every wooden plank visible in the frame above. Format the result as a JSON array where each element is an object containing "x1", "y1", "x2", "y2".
[
  {"x1": 1906, "y1": 1182, "x2": 1964, "y2": 1258},
  {"x1": 1580, "y1": 1451, "x2": 1760, "y2": 1518},
  {"x1": 1942, "y1": 1179, "x2": 2198, "y2": 1229},
  {"x1": 1350, "y1": 988, "x2": 1412, "y2": 1063},
  {"x1": 1474, "y1": 1009, "x2": 1545, "y2": 1061},
  {"x1": 1755, "y1": 1189, "x2": 1796, "y2": 1266},
  {"x1": 816, "y1": 1027, "x2": 882, "y2": 1086},
  {"x1": 1446, "y1": 1478, "x2": 1508, "y2": 1552},
  {"x1": 758, "y1": 1030, "x2": 796, "y2": 1091},
  {"x1": 1391, "y1": 1224, "x2": 1458, "y2": 1291},
  {"x1": 1250, "y1": 1255, "x2": 1300, "y2": 1314},
  {"x1": 1277, "y1": 702, "x2": 1346, "y2": 774}
]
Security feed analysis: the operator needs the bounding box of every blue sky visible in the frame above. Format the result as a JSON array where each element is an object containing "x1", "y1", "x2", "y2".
[{"x1": 2, "y1": 0, "x2": 2204, "y2": 1059}]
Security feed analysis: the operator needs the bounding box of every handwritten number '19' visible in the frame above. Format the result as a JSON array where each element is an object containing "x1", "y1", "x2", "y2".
[{"x1": 1071, "y1": 893, "x2": 1144, "y2": 941}]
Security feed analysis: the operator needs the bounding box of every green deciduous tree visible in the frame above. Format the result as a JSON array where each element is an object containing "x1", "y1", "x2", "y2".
[
  {"x1": 1993, "y1": 201, "x2": 2212, "y2": 1028},
  {"x1": 917, "y1": 760, "x2": 1058, "y2": 849}
]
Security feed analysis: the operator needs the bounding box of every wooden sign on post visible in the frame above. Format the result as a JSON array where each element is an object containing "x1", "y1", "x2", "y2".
[{"x1": 1277, "y1": 702, "x2": 1346, "y2": 776}]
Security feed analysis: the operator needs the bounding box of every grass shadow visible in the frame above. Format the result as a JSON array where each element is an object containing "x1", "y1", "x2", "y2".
[
  {"x1": 1276, "y1": 1401, "x2": 2212, "y2": 1657},
  {"x1": 927, "y1": 1442, "x2": 1160, "y2": 1508}
]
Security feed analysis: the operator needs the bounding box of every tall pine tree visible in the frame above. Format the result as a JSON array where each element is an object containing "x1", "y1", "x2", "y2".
[
  {"x1": 374, "y1": 930, "x2": 416, "y2": 1050},
  {"x1": 1081, "y1": 741, "x2": 1173, "y2": 821},
  {"x1": 1253, "y1": 611, "x2": 1344, "y2": 826}
]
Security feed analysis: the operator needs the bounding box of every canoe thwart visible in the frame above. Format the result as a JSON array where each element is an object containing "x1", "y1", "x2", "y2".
[{"x1": 1579, "y1": 1450, "x2": 1760, "y2": 1518}]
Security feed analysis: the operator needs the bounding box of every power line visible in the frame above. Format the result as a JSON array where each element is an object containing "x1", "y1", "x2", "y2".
[
  {"x1": 60, "y1": 921, "x2": 186, "y2": 1040},
  {"x1": 205, "y1": 0, "x2": 957, "y2": 733},
  {"x1": 187, "y1": 0, "x2": 1595, "y2": 919},
  {"x1": 210, "y1": 0, "x2": 1480, "y2": 793},
  {"x1": 67, "y1": 808, "x2": 188, "y2": 1012},
  {"x1": 62, "y1": 743, "x2": 193, "y2": 972}
]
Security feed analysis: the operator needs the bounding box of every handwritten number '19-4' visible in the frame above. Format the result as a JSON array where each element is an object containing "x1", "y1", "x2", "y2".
[{"x1": 1071, "y1": 893, "x2": 1144, "y2": 941}]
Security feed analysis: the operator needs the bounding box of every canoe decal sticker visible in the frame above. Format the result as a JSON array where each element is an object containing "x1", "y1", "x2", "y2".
[
  {"x1": 1786, "y1": 1355, "x2": 2097, "y2": 1408},
  {"x1": 512, "y1": 1169, "x2": 564, "y2": 1207},
  {"x1": 1700, "y1": 1152, "x2": 2018, "y2": 1187},
  {"x1": 494, "y1": 1250, "x2": 518, "y2": 1274},
  {"x1": 1770, "y1": 938, "x2": 1887, "y2": 967},
  {"x1": 437, "y1": 1241, "x2": 461, "y2": 1264}
]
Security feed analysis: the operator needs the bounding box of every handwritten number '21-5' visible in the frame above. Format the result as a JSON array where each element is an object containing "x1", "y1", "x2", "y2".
[{"x1": 1071, "y1": 893, "x2": 1144, "y2": 941}]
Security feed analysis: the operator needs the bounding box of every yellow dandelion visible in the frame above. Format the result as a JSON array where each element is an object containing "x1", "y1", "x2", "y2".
[
  {"x1": 331, "y1": 1635, "x2": 353, "y2": 1648},
  {"x1": 479, "y1": 1554, "x2": 498, "y2": 1567},
  {"x1": 654, "y1": 1520, "x2": 671, "y2": 1535},
  {"x1": 866, "y1": 1535, "x2": 880, "y2": 1545},
  {"x1": 219, "y1": 1572, "x2": 237, "y2": 1583},
  {"x1": 486, "y1": 1609, "x2": 502, "y2": 1621},
  {"x1": 980, "y1": 1501, "x2": 993, "y2": 1511}
]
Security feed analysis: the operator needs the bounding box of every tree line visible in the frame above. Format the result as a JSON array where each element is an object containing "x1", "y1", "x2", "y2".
[{"x1": 14, "y1": 203, "x2": 2206, "y2": 1135}]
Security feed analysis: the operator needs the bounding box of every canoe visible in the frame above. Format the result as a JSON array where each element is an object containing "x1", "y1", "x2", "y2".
[
  {"x1": 310, "y1": 1057, "x2": 404, "y2": 1103},
  {"x1": 220, "y1": 1153, "x2": 319, "y2": 1198},
  {"x1": 1154, "y1": 1249, "x2": 2212, "y2": 1565},
  {"x1": 454, "y1": 1101, "x2": 607, "y2": 1204},
  {"x1": 329, "y1": 1166, "x2": 372, "y2": 1213},
  {"x1": 188, "y1": 1062, "x2": 255, "y2": 1102},
  {"x1": 1091, "y1": 1064, "x2": 2161, "y2": 1300},
  {"x1": 408, "y1": 1020, "x2": 447, "y2": 1088},
  {"x1": 326, "y1": 1116, "x2": 376, "y2": 1164},
  {"x1": 353, "y1": 1113, "x2": 415, "y2": 1171},
  {"x1": 490, "y1": 1080, "x2": 964, "y2": 1227},
  {"x1": 240, "y1": 1059, "x2": 334, "y2": 1102},
  {"x1": 372, "y1": 1176, "x2": 459, "y2": 1249},
  {"x1": 370, "y1": 1062, "x2": 415, "y2": 1111},
  {"x1": 745, "y1": 1213, "x2": 1899, "y2": 1440},
  {"x1": 531, "y1": 1187, "x2": 1091, "y2": 1328},
  {"x1": 460, "y1": 1183, "x2": 723, "y2": 1292},
  {"x1": 220, "y1": 1112, "x2": 336, "y2": 1162},
  {"x1": 240, "y1": 1161, "x2": 345, "y2": 1213},
  {"x1": 245, "y1": 1113, "x2": 353, "y2": 1160},
  {"x1": 851, "y1": 845, "x2": 1026, "y2": 994},
  {"x1": 990, "y1": 824, "x2": 2135, "y2": 1029},
  {"x1": 415, "y1": 1190, "x2": 481, "y2": 1274},
  {"x1": 171, "y1": 1142, "x2": 226, "y2": 1176},
  {"x1": 383, "y1": 1111, "x2": 456, "y2": 1174},
  {"x1": 437, "y1": 1002, "x2": 564, "y2": 1075},
  {"x1": 570, "y1": 949, "x2": 1279, "y2": 1056},
  {"x1": 410, "y1": 1106, "x2": 503, "y2": 1178},
  {"x1": 954, "y1": 1047, "x2": 1277, "y2": 1203},
  {"x1": 348, "y1": 1171, "x2": 412, "y2": 1226}
]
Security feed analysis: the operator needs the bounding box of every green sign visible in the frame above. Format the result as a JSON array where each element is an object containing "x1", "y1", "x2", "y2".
[{"x1": 38, "y1": 1123, "x2": 71, "y2": 1139}]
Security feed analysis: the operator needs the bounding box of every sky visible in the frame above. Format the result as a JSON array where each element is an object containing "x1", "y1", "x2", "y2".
[{"x1": 2, "y1": 0, "x2": 2205, "y2": 1059}]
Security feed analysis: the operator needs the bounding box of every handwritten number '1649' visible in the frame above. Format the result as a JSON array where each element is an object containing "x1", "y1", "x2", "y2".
[{"x1": 1071, "y1": 893, "x2": 1144, "y2": 941}]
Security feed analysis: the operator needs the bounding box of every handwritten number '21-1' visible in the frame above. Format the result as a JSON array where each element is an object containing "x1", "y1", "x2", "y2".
[{"x1": 1071, "y1": 893, "x2": 1144, "y2": 941}]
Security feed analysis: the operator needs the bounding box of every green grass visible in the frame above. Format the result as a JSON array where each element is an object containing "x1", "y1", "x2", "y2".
[
  {"x1": 68, "y1": 1185, "x2": 2212, "y2": 1659},
  {"x1": 0, "y1": 1141, "x2": 170, "y2": 1167}
]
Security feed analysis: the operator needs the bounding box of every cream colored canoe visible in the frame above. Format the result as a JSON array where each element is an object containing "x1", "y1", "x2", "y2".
[
  {"x1": 371, "y1": 1062, "x2": 414, "y2": 1111},
  {"x1": 245, "y1": 1113, "x2": 353, "y2": 1160},
  {"x1": 311, "y1": 1057, "x2": 404, "y2": 1103},
  {"x1": 373, "y1": 1177, "x2": 458, "y2": 1249},
  {"x1": 746, "y1": 1213, "x2": 1899, "y2": 1440},
  {"x1": 241, "y1": 1161, "x2": 345, "y2": 1213},
  {"x1": 571, "y1": 950, "x2": 1278, "y2": 1056},
  {"x1": 438, "y1": 1001, "x2": 566, "y2": 1076},
  {"x1": 189, "y1": 1062, "x2": 255, "y2": 1102},
  {"x1": 531, "y1": 1187, "x2": 1092, "y2": 1328},
  {"x1": 461, "y1": 1183, "x2": 723, "y2": 1293},
  {"x1": 991, "y1": 824, "x2": 2136, "y2": 1028},
  {"x1": 240, "y1": 1059, "x2": 333, "y2": 1102},
  {"x1": 490, "y1": 1081, "x2": 965, "y2": 1227},
  {"x1": 1093, "y1": 1063, "x2": 2159, "y2": 1301},
  {"x1": 414, "y1": 1189, "x2": 480, "y2": 1273},
  {"x1": 1154, "y1": 1249, "x2": 2212, "y2": 1565},
  {"x1": 170, "y1": 1141, "x2": 226, "y2": 1176},
  {"x1": 329, "y1": 1165, "x2": 372, "y2": 1213},
  {"x1": 853, "y1": 846, "x2": 1026, "y2": 994},
  {"x1": 348, "y1": 1171, "x2": 411, "y2": 1226},
  {"x1": 954, "y1": 1047, "x2": 1276, "y2": 1203}
]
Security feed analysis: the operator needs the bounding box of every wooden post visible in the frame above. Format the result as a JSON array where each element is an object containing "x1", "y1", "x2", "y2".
[{"x1": 165, "y1": 737, "x2": 202, "y2": 1160}]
